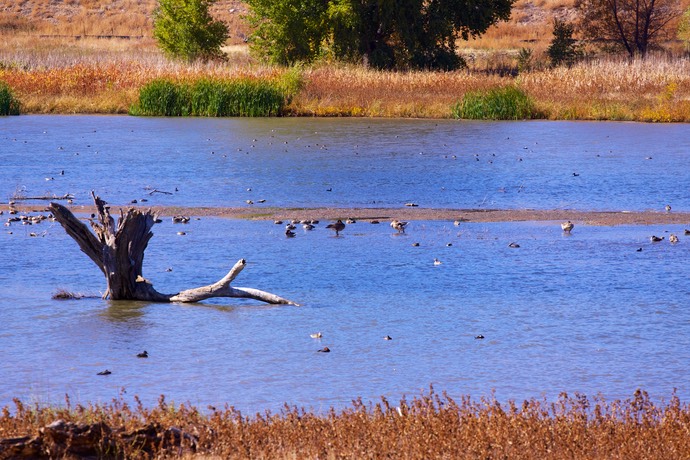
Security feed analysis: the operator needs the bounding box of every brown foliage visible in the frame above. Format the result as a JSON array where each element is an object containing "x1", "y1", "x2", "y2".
[
  {"x1": 2, "y1": 389, "x2": 690, "y2": 459},
  {"x1": 576, "y1": 0, "x2": 684, "y2": 57}
]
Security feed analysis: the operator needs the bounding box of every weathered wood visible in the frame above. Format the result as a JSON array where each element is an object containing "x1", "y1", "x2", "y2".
[{"x1": 49, "y1": 193, "x2": 298, "y2": 305}]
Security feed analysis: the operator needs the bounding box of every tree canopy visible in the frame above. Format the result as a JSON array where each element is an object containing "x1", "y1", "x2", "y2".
[
  {"x1": 246, "y1": 0, "x2": 515, "y2": 70},
  {"x1": 153, "y1": 0, "x2": 229, "y2": 61},
  {"x1": 577, "y1": 0, "x2": 682, "y2": 57}
]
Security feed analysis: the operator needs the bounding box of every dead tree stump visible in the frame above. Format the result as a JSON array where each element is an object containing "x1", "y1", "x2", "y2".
[{"x1": 49, "y1": 192, "x2": 298, "y2": 305}]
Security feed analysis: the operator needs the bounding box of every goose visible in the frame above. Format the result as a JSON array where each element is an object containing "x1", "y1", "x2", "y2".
[
  {"x1": 390, "y1": 220, "x2": 408, "y2": 233},
  {"x1": 326, "y1": 219, "x2": 346, "y2": 236},
  {"x1": 561, "y1": 221, "x2": 574, "y2": 233}
]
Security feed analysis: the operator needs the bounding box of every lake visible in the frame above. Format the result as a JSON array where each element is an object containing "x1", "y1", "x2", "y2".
[{"x1": 0, "y1": 116, "x2": 689, "y2": 414}]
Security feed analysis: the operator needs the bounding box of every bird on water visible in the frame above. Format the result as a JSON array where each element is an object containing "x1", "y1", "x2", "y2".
[
  {"x1": 326, "y1": 219, "x2": 346, "y2": 236},
  {"x1": 390, "y1": 220, "x2": 408, "y2": 233},
  {"x1": 561, "y1": 221, "x2": 574, "y2": 233}
]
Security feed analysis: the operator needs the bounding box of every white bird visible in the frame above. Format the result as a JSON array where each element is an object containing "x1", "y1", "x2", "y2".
[
  {"x1": 310, "y1": 332, "x2": 322, "y2": 339},
  {"x1": 669, "y1": 234, "x2": 679, "y2": 243},
  {"x1": 433, "y1": 258, "x2": 442, "y2": 265}
]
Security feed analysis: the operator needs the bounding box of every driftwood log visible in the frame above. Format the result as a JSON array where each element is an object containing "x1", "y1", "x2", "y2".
[{"x1": 48, "y1": 192, "x2": 298, "y2": 305}]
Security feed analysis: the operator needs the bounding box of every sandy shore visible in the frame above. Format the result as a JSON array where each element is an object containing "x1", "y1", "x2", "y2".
[{"x1": 9, "y1": 202, "x2": 690, "y2": 226}]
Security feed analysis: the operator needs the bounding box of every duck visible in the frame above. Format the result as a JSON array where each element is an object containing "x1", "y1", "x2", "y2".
[
  {"x1": 317, "y1": 347, "x2": 331, "y2": 353},
  {"x1": 274, "y1": 220, "x2": 283, "y2": 225},
  {"x1": 669, "y1": 234, "x2": 679, "y2": 243},
  {"x1": 384, "y1": 335, "x2": 392, "y2": 340},
  {"x1": 390, "y1": 220, "x2": 408, "y2": 233},
  {"x1": 310, "y1": 332, "x2": 322, "y2": 339},
  {"x1": 97, "y1": 370, "x2": 112, "y2": 375},
  {"x1": 650, "y1": 235, "x2": 664, "y2": 242},
  {"x1": 303, "y1": 223, "x2": 315, "y2": 231},
  {"x1": 433, "y1": 258, "x2": 442, "y2": 265},
  {"x1": 508, "y1": 242, "x2": 520, "y2": 248},
  {"x1": 172, "y1": 215, "x2": 190, "y2": 224},
  {"x1": 475, "y1": 335, "x2": 485, "y2": 340},
  {"x1": 346, "y1": 218, "x2": 357, "y2": 224},
  {"x1": 137, "y1": 351, "x2": 148, "y2": 358},
  {"x1": 665, "y1": 204, "x2": 672, "y2": 213},
  {"x1": 285, "y1": 228, "x2": 296, "y2": 238},
  {"x1": 684, "y1": 229, "x2": 690, "y2": 236},
  {"x1": 561, "y1": 221, "x2": 574, "y2": 233},
  {"x1": 326, "y1": 219, "x2": 346, "y2": 236}
]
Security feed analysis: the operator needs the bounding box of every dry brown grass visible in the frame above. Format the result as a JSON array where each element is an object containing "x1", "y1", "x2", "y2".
[
  {"x1": 2, "y1": 389, "x2": 690, "y2": 459},
  {"x1": 292, "y1": 64, "x2": 507, "y2": 117},
  {"x1": 519, "y1": 56, "x2": 690, "y2": 121}
]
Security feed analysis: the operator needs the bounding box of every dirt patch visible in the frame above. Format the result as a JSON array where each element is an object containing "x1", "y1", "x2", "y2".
[{"x1": 11, "y1": 203, "x2": 689, "y2": 227}]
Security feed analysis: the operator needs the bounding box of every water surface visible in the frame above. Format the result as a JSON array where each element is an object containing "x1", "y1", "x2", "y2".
[{"x1": 0, "y1": 116, "x2": 689, "y2": 413}]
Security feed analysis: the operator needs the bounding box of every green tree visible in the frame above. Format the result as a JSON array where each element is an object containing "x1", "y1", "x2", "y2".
[
  {"x1": 547, "y1": 19, "x2": 581, "y2": 67},
  {"x1": 246, "y1": 0, "x2": 515, "y2": 70},
  {"x1": 153, "y1": 0, "x2": 229, "y2": 61}
]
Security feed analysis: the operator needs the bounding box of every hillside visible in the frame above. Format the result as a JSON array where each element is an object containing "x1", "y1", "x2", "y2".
[{"x1": 0, "y1": 0, "x2": 577, "y2": 48}]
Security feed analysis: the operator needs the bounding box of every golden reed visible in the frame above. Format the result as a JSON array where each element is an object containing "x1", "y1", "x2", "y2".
[{"x1": 2, "y1": 389, "x2": 690, "y2": 459}]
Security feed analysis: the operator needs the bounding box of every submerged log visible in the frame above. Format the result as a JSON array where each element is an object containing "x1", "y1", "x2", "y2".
[{"x1": 49, "y1": 192, "x2": 298, "y2": 305}]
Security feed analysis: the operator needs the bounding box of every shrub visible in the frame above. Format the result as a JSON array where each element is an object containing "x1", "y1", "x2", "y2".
[
  {"x1": 131, "y1": 78, "x2": 286, "y2": 117},
  {"x1": 547, "y1": 19, "x2": 582, "y2": 68},
  {"x1": 0, "y1": 82, "x2": 20, "y2": 115},
  {"x1": 153, "y1": 0, "x2": 229, "y2": 62},
  {"x1": 452, "y1": 86, "x2": 536, "y2": 120}
]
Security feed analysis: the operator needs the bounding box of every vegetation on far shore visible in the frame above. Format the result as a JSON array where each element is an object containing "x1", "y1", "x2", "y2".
[
  {"x1": 1, "y1": 0, "x2": 690, "y2": 120},
  {"x1": 3, "y1": 388, "x2": 690, "y2": 459},
  {"x1": 1, "y1": 46, "x2": 690, "y2": 121}
]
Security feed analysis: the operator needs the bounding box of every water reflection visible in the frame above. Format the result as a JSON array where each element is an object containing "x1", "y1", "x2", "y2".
[{"x1": 101, "y1": 301, "x2": 152, "y2": 323}]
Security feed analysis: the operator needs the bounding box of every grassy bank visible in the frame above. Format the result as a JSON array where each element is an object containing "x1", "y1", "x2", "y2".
[
  {"x1": 2, "y1": 389, "x2": 689, "y2": 459},
  {"x1": 1, "y1": 42, "x2": 690, "y2": 120}
]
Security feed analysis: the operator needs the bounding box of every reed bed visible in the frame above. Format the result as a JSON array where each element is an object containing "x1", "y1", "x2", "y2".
[
  {"x1": 452, "y1": 86, "x2": 538, "y2": 120},
  {"x1": 294, "y1": 64, "x2": 507, "y2": 117},
  {"x1": 0, "y1": 81, "x2": 20, "y2": 115},
  {"x1": 131, "y1": 78, "x2": 286, "y2": 117},
  {"x1": 2, "y1": 389, "x2": 690, "y2": 459},
  {"x1": 519, "y1": 56, "x2": 690, "y2": 121},
  {"x1": 2, "y1": 40, "x2": 690, "y2": 119}
]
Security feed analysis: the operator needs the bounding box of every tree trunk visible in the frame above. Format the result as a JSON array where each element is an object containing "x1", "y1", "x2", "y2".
[{"x1": 49, "y1": 192, "x2": 298, "y2": 306}]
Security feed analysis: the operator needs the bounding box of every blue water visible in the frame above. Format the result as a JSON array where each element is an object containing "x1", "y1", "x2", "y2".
[
  {"x1": 1, "y1": 116, "x2": 689, "y2": 413},
  {"x1": 1, "y1": 116, "x2": 689, "y2": 211}
]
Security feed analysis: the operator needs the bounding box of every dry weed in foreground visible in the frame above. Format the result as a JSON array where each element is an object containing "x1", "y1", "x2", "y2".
[{"x1": 1, "y1": 389, "x2": 690, "y2": 459}]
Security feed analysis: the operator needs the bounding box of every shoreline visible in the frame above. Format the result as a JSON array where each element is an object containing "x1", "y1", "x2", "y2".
[{"x1": 11, "y1": 203, "x2": 690, "y2": 226}]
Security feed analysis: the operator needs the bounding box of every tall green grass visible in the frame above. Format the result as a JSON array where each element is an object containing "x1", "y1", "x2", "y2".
[
  {"x1": 0, "y1": 82, "x2": 21, "y2": 115},
  {"x1": 452, "y1": 86, "x2": 537, "y2": 120},
  {"x1": 130, "y1": 78, "x2": 286, "y2": 117}
]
